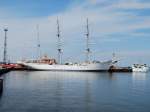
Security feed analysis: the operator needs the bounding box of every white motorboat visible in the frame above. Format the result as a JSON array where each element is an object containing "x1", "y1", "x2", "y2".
[{"x1": 132, "y1": 64, "x2": 149, "y2": 72}]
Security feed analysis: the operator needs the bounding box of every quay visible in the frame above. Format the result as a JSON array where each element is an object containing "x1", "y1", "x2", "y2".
[
  {"x1": 0, "y1": 78, "x2": 3, "y2": 93},
  {"x1": 0, "y1": 65, "x2": 12, "y2": 94},
  {"x1": 0, "y1": 68, "x2": 11, "y2": 76}
]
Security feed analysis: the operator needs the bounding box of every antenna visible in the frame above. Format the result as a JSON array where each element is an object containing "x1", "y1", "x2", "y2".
[
  {"x1": 85, "y1": 18, "x2": 90, "y2": 63},
  {"x1": 36, "y1": 24, "x2": 41, "y2": 59},
  {"x1": 3, "y1": 28, "x2": 8, "y2": 64},
  {"x1": 57, "y1": 18, "x2": 62, "y2": 64}
]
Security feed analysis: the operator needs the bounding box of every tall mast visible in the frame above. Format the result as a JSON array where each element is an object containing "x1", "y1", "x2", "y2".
[
  {"x1": 86, "y1": 18, "x2": 90, "y2": 63},
  {"x1": 57, "y1": 19, "x2": 62, "y2": 64},
  {"x1": 36, "y1": 24, "x2": 41, "y2": 59},
  {"x1": 3, "y1": 28, "x2": 8, "y2": 64}
]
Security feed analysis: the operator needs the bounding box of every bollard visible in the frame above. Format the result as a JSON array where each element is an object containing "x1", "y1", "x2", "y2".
[{"x1": 0, "y1": 78, "x2": 3, "y2": 93}]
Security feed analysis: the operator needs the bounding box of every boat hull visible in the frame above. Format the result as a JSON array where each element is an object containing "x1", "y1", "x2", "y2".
[
  {"x1": 21, "y1": 61, "x2": 113, "y2": 72},
  {"x1": 132, "y1": 64, "x2": 149, "y2": 72},
  {"x1": 132, "y1": 67, "x2": 149, "y2": 72}
]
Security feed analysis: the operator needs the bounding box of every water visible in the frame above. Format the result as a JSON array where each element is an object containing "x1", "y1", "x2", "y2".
[{"x1": 0, "y1": 71, "x2": 150, "y2": 112}]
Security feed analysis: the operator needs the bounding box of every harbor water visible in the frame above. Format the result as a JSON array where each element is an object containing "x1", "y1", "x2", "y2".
[{"x1": 0, "y1": 71, "x2": 150, "y2": 112}]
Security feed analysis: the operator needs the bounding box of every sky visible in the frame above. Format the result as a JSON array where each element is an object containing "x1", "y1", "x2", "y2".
[{"x1": 0, "y1": 0, "x2": 150, "y2": 65}]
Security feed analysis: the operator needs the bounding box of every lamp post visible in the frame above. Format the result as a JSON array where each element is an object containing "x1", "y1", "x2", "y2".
[{"x1": 3, "y1": 28, "x2": 8, "y2": 64}]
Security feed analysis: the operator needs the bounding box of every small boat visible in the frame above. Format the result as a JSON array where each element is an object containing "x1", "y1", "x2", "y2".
[{"x1": 132, "y1": 64, "x2": 149, "y2": 72}]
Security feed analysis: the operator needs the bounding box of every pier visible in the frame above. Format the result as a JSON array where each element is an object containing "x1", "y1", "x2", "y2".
[
  {"x1": 0, "y1": 78, "x2": 3, "y2": 93},
  {"x1": 0, "y1": 68, "x2": 11, "y2": 94},
  {"x1": 0, "y1": 68, "x2": 11, "y2": 76}
]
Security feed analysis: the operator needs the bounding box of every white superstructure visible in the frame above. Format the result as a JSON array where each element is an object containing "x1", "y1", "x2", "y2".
[{"x1": 132, "y1": 64, "x2": 149, "y2": 72}]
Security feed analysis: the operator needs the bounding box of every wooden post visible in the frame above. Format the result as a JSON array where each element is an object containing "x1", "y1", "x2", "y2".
[{"x1": 0, "y1": 78, "x2": 3, "y2": 93}]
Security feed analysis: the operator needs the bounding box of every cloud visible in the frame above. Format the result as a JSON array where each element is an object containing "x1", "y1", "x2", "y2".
[
  {"x1": 115, "y1": 1, "x2": 150, "y2": 9},
  {"x1": 0, "y1": 0, "x2": 150, "y2": 62},
  {"x1": 87, "y1": 0, "x2": 150, "y2": 10}
]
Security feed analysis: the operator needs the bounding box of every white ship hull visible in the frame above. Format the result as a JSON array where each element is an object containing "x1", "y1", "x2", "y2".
[
  {"x1": 21, "y1": 61, "x2": 113, "y2": 72},
  {"x1": 132, "y1": 64, "x2": 149, "y2": 72},
  {"x1": 132, "y1": 67, "x2": 149, "y2": 72}
]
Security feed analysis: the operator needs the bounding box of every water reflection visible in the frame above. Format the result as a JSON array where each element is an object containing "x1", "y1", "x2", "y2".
[
  {"x1": 0, "y1": 71, "x2": 150, "y2": 112},
  {"x1": 132, "y1": 72, "x2": 147, "y2": 81},
  {"x1": 85, "y1": 74, "x2": 92, "y2": 112}
]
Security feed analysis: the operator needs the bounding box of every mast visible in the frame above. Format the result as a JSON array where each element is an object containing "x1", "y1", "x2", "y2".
[
  {"x1": 57, "y1": 19, "x2": 62, "y2": 64},
  {"x1": 112, "y1": 52, "x2": 116, "y2": 62},
  {"x1": 3, "y1": 28, "x2": 8, "y2": 64},
  {"x1": 85, "y1": 18, "x2": 90, "y2": 63},
  {"x1": 36, "y1": 24, "x2": 41, "y2": 59}
]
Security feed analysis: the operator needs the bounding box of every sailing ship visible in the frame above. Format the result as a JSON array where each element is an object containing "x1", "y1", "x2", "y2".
[{"x1": 19, "y1": 19, "x2": 116, "y2": 71}]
